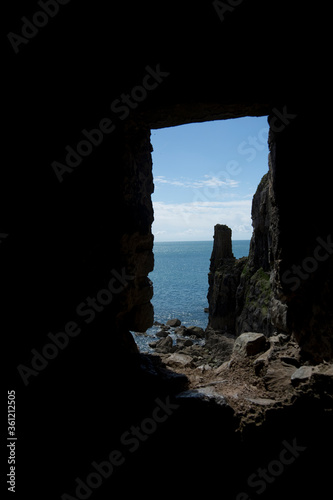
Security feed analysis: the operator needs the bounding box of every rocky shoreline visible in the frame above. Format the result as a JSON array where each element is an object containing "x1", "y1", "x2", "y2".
[
  {"x1": 135, "y1": 318, "x2": 333, "y2": 430},
  {"x1": 132, "y1": 170, "x2": 333, "y2": 431},
  {"x1": 142, "y1": 318, "x2": 233, "y2": 367}
]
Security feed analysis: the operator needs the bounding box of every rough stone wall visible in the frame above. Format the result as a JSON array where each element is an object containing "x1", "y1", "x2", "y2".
[
  {"x1": 267, "y1": 111, "x2": 333, "y2": 361},
  {"x1": 117, "y1": 126, "x2": 155, "y2": 333}
]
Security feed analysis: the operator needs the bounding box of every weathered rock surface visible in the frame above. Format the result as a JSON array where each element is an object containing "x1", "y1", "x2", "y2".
[
  {"x1": 177, "y1": 338, "x2": 194, "y2": 347},
  {"x1": 186, "y1": 326, "x2": 205, "y2": 338},
  {"x1": 208, "y1": 254, "x2": 247, "y2": 332},
  {"x1": 148, "y1": 331, "x2": 333, "y2": 431},
  {"x1": 209, "y1": 224, "x2": 233, "y2": 264},
  {"x1": 236, "y1": 264, "x2": 274, "y2": 336},
  {"x1": 208, "y1": 224, "x2": 242, "y2": 332},
  {"x1": 291, "y1": 363, "x2": 333, "y2": 387},
  {"x1": 147, "y1": 321, "x2": 235, "y2": 367},
  {"x1": 207, "y1": 175, "x2": 277, "y2": 338},
  {"x1": 233, "y1": 332, "x2": 267, "y2": 357},
  {"x1": 145, "y1": 318, "x2": 333, "y2": 434},
  {"x1": 177, "y1": 388, "x2": 233, "y2": 411},
  {"x1": 154, "y1": 335, "x2": 173, "y2": 353},
  {"x1": 290, "y1": 365, "x2": 314, "y2": 385},
  {"x1": 207, "y1": 154, "x2": 333, "y2": 362},
  {"x1": 166, "y1": 318, "x2": 181, "y2": 327},
  {"x1": 205, "y1": 330, "x2": 235, "y2": 363},
  {"x1": 156, "y1": 328, "x2": 169, "y2": 338},
  {"x1": 263, "y1": 360, "x2": 297, "y2": 393},
  {"x1": 163, "y1": 353, "x2": 194, "y2": 369}
]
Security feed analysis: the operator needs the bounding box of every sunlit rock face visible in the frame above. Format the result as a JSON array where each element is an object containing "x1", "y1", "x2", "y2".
[
  {"x1": 206, "y1": 120, "x2": 333, "y2": 362},
  {"x1": 207, "y1": 176, "x2": 276, "y2": 338}
]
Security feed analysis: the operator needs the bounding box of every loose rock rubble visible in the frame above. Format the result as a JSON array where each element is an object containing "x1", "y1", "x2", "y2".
[{"x1": 142, "y1": 319, "x2": 333, "y2": 430}]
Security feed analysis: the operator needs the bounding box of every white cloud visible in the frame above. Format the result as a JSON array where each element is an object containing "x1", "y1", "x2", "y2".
[
  {"x1": 154, "y1": 175, "x2": 239, "y2": 189},
  {"x1": 152, "y1": 200, "x2": 253, "y2": 241}
]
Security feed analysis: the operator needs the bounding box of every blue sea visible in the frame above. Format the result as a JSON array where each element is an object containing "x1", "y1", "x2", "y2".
[{"x1": 132, "y1": 240, "x2": 250, "y2": 351}]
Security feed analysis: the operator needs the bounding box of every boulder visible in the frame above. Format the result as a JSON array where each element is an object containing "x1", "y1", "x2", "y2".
[
  {"x1": 166, "y1": 318, "x2": 181, "y2": 327},
  {"x1": 263, "y1": 360, "x2": 297, "y2": 392},
  {"x1": 291, "y1": 366, "x2": 314, "y2": 386},
  {"x1": 253, "y1": 347, "x2": 275, "y2": 375},
  {"x1": 165, "y1": 353, "x2": 194, "y2": 368},
  {"x1": 233, "y1": 332, "x2": 267, "y2": 357},
  {"x1": 205, "y1": 331, "x2": 235, "y2": 364},
  {"x1": 156, "y1": 329, "x2": 169, "y2": 338},
  {"x1": 311, "y1": 363, "x2": 333, "y2": 392},
  {"x1": 174, "y1": 326, "x2": 187, "y2": 335},
  {"x1": 176, "y1": 338, "x2": 193, "y2": 347},
  {"x1": 291, "y1": 363, "x2": 333, "y2": 388},
  {"x1": 155, "y1": 335, "x2": 173, "y2": 353},
  {"x1": 186, "y1": 326, "x2": 205, "y2": 338}
]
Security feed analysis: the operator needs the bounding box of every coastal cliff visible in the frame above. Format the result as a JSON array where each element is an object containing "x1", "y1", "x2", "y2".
[{"x1": 207, "y1": 172, "x2": 279, "y2": 337}]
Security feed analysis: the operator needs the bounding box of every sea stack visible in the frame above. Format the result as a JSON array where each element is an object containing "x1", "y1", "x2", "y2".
[
  {"x1": 208, "y1": 224, "x2": 242, "y2": 332},
  {"x1": 209, "y1": 224, "x2": 234, "y2": 273}
]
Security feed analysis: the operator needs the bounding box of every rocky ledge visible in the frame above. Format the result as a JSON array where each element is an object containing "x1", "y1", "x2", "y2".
[{"x1": 144, "y1": 320, "x2": 333, "y2": 431}]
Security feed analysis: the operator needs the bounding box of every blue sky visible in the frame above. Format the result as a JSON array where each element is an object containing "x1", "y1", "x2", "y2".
[{"x1": 151, "y1": 116, "x2": 269, "y2": 242}]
